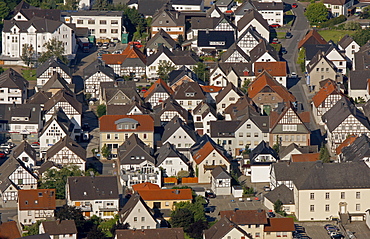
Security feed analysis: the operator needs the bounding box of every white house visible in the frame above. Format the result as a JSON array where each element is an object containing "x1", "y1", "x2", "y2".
[
  {"x1": 236, "y1": 9, "x2": 270, "y2": 41},
  {"x1": 144, "y1": 78, "x2": 174, "y2": 108},
  {"x1": 0, "y1": 68, "x2": 28, "y2": 104},
  {"x1": 12, "y1": 141, "x2": 37, "y2": 169},
  {"x1": 193, "y1": 102, "x2": 217, "y2": 135},
  {"x1": 66, "y1": 176, "x2": 119, "y2": 219},
  {"x1": 155, "y1": 142, "x2": 189, "y2": 177},
  {"x1": 211, "y1": 166, "x2": 231, "y2": 195},
  {"x1": 323, "y1": 0, "x2": 354, "y2": 17},
  {"x1": 36, "y1": 57, "x2": 73, "y2": 87},
  {"x1": 204, "y1": 217, "x2": 252, "y2": 239},
  {"x1": 216, "y1": 82, "x2": 245, "y2": 115},
  {"x1": 338, "y1": 34, "x2": 360, "y2": 63},
  {"x1": 172, "y1": 0, "x2": 204, "y2": 11}
]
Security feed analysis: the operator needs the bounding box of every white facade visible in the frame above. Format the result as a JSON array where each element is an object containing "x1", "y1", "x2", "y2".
[
  {"x1": 45, "y1": 102, "x2": 82, "y2": 128},
  {"x1": 194, "y1": 111, "x2": 217, "y2": 135},
  {"x1": 163, "y1": 127, "x2": 197, "y2": 149},
  {"x1": 121, "y1": 199, "x2": 158, "y2": 229},
  {"x1": 0, "y1": 87, "x2": 27, "y2": 104},
  {"x1": 146, "y1": 55, "x2": 195, "y2": 79},
  {"x1": 16, "y1": 151, "x2": 36, "y2": 169},
  {"x1": 67, "y1": 198, "x2": 119, "y2": 219},
  {"x1": 37, "y1": 65, "x2": 72, "y2": 86},
  {"x1": 339, "y1": 41, "x2": 360, "y2": 63},
  {"x1": 259, "y1": 10, "x2": 284, "y2": 25},
  {"x1": 18, "y1": 209, "x2": 54, "y2": 226},
  {"x1": 85, "y1": 72, "x2": 115, "y2": 99},
  {"x1": 216, "y1": 90, "x2": 241, "y2": 114},
  {"x1": 325, "y1": 47, "x2": 347, "y2": 74},
  {"x1": 211, "y1": 176, "x2": 231, "y2": 195},
  {"x1": 237, "y1": 19, "x2": 270, "y2": 41},
  {"x1": 251, "y1": 165, "x2": 272, "y2": 183},
  {"x1": 39, "y1": 223, "x2": 77, "y2": 239},
  {"x1": 324, "y1": 0, "x2": 354, "y2": 17},
  {"x1": 39, "y1": 120, "x2": 68, "y2": 152},
  {"x1": 157, "y1": 156, "x2": 189, "y2": 177},
  {"x1": 172, "y1": 2, "x2": 204, "y2": 11},
  {"x1": 195, "y1": 150, "x2": 230, "y2": 183}
]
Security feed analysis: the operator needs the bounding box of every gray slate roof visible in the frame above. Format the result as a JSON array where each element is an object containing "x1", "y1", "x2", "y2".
[
  {"x1": 67, "y1": 176, "x2": 119, "y2": 201},
  {"x1": 155, "y1": 142, "x2": 188, "y2": 166},
  {"x1": 204, "y1": 216, "x2": 251, "y2": 239},
  {"x1": 40, "y1": 108, "x2": 75, "y2": 136},
  {"x1": 41, "y1": 72, "x2": 73, "y2": 94},
  {"x1": 0, "y1": 68, "x2": 28, "y2": 90},
  {"x1": 147, "y1": 29, "x2": 177, "y2": 49},
  {"x1": 83, "y1": 59, "x2": 116, "y2": 80},
  {"x1": 119, "y1": 193, "x2": 156, "y2": 224},
  {"x1": 264, "y1": 184, "x2": 294, "y2": 204},
  {"x1": 41, "y1": 220, "x2": 77, "y2": 235},
  {"x1": 237, "y1": 9, "x2": 269, "y2": 32},
  {"x1": 36, "y1": 57, "x2": 72, "y2": 78},
  {"x1": 341, "y1": 134, "x2": 370, "y2": 162},
  {"x1": 279, "y1": 143, "x2": 318, "y2": 160},
  {"x1": 250, "y1": 140, "x2": 279, "y2": 162},
  {"x1": 44, "y1": 89, "x2": 82, "y2": 115},
  {"x1": 161, "y1": 115, "x2": 198, "y2": 142},
  {"x1": 147, "y1": 45, "x2": 198, "y2": 66},
  {"x1": 173, "y1": 81, "x2": 206, "y2": 101},
  {"x1": 338, "y1": 34, "x2": 356, "y2": 49},
  {"x1": 211, "y1": 166, "x2": 231, "y2": 179},
  {"x1": 118, "y1": 133, "x2": 156, "y2": 165},
  {"x1": 349, "y1": 69, "x2": 370, "y2": 90},
  {"x1": 210, "y1": 120, "x2": 240, "y2": 138},
  {"x1": 45, "y1": 136, "x2": 86, "y2": 161},
  {"x1": 12, "y1": 141, "x2": 37, "y2": 163},
  {"x1": 249, "y1": 40, "x2": 279, "y2": 63}
]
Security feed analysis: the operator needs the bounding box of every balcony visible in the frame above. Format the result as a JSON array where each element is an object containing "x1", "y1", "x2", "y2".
[
  {"x1": 77, "y1": 205, "x2": 92, "y2": 211},
  {"x1": 99, "y1": 206, "x2": 118, "y2": 212}
]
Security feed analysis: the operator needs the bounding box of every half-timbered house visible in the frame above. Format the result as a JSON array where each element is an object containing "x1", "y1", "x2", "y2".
[
  {"x1": 12, "y1": 140, "x2": 37, "y2": 169},
  {"x1": 146, "y1": 29, "x2": 177, "y2": 56},
  {"x1": 83, "y1": 60, "x2": 116, "y2": 99},
  {"x1": 236, "y1": 9, "x2": 270, "y2": 41},
  {"x1": 220, "y1": 43, "x2": 250, "y2": 64},
  {"x1": 168, "y1": 66, "x2": 203, "y2": 91},
  {"x1": 36, "y1": 57, "x2": 72, "y2": 87},
  {"x1": 172, "y1": 81, "x2": 206, "y2": 113},
  {"x1": 216, "y1": 82, "x2": 245, "y2": 115},
  {"x1": 193, "y1": 102, "x2": 217, "y2": 135},
  {"x1": 153, "y1": 98, "x2": 192, "y2": 125},
  {"x1": 235, "y1": 25, "x2": 264, "y2": 54},
  {"x1": 45, "y1": 136, "x2": 86, "y2": 171},
  {"x1": 40, "y1": 72, "x2": 74, "y2": 96},
  {"x1": 18, "y1": 189, "x2": 56, "y2": 226},
  {"x1": 99, "y1": 81, "x2": 141, "y2": 106},
  {"x1": 144, "y1": 78, "x2": 174, "y2": 108},
  {"x1": 209, "y1": 62, "x2": 254, "y2": 88}
]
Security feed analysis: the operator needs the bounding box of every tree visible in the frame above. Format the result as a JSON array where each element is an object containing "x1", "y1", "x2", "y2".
[
  {"x1": 193, "y1": 62, "x2": 209, "y2": 82},
  {"x1": 96, "y1": 104, "x2": 106, "y2": 117},
  {"x1": 187, "y1": 220, "x2": 208, "y2": 239},
  {"x1": 23, "y1": 220, "x2": 43, "y2": 236},
  {"x1": 272, "y1": 135, "x2": 280, "y2": 153},
  {"x1": 170, "y1": 208, "x2": 194, "y2": 231},
  {"x1": 319, "y1": 144, "x2": 330, "y2": 163},
  {"x1": 274, "y1": 199, "x2": 283, "y2": 213},
  {"x1": 177, "y1": 34, "x2": 184, "y2": 48},
  {"x1": 297, "y1": 47, "x2": 306, "y2": 73},
  {"x1": 38, "y1": 165, "x2": 83, "y2": 199},
  {"x1": 241, "y1": 79, "x2": 251, "y2": 93},
  {"x1": 0, "y1": 1, "x2": 10, "y2": 21},
  {"x1": 353, "y1": 28, "x2": 370, "y2": 46},
  {"x1": 101, "y1": 144, "x2": 111, "y2": 159},
  {"x1": 99, "y1": 214, "x2": 119, "y2": 237},
  {"x1": 92, "y1": 0, "x2": 109, "y2": 10},
  {"x1": 157, "y1": 61, "x2": 175, "y2": 81},
  {"x1": 56, "y1": 205, "x2": 85, "y2": 232},
  {"x1": 87, "y1": 225, "x2": 106, "y2": 239},
  {"x1": 21, "y1": 44, "x2": 35, "y2": 67},
  {"x1": 304, "y1": 3, "x2": 329, "y2": 25},
  {"x1": 62, "y1": 0, "x2": 80, "y2": 10},
  {"x1": 38, "y1": 38, "x2": 68, "y2": 64}
]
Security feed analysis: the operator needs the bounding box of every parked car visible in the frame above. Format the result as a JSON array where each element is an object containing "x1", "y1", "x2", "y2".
[
  {"x1": 0, "y1": 151, "x2": 6, "y2": 158},
  {"x1": 0, "y1": 142, "x2": 15, "y2": 149},
  {"x1": 285, "y1": 32, "x2": 293, "y2": 39},
  {"x1": 264, "y1": 186, "x2": 271, "y2": 191},
  {"x1": 292, "y1": 3, "x2": 298, "y2": 8},
  {"x1": 204, "y1": 207, "x2": 215, "y2": 213},
  {"x1": 281, "y1": 47, "x2": 287, "y2": 54},
  {"x1": 31, "y1": 142, "x2": 40, "y2": 149},
  {"x1": 268, "y1": 212, "x2": 275, "y2": 217},
  {"x1": 96, "y1": 42, "x2": 102, "y2": 47},
  {"x1": 141, "y1": 87, "x2": 147, "y2": 93},
  {"x1": 102, "y1": 42, "x2": 109, "y2": 49},
  {"x1": 206, "y1": 192, "x2": 216, "y2": 198},
  {"x1": 270, "y1": 24, "x2": 281, "y2": 28},
  {"x1": 291, "y1": 72, "x2": 298, "y2": 78}
]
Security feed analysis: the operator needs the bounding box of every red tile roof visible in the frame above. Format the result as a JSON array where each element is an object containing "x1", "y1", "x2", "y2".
[
  {"x1": 312, "y1": 80, "x2": 344, "y2": 108},
  {"x1": 132, "y1": 182, "x2": 160, "y2": 191},
  {"x1": 99, "y1": 114, "x2": 154, "y2": 132},
  {"x1": 144, "y1": 78, "x2": 174, "y2": 98},
  {"x1": 102, "y1": 45, "x2": 146, "y2": 65},
  {"x1": 298, "y1": 29, "x2": 327, "y2": 49},
  {"x1": 264, "y1": 218, "x2": 295, "y2": 232},
  {"x1": 201, "y1": 85, "x2": 223, "y2": 93},
  {"x1": 137, "y1": 189, "x2": 193, "y2": 201},
  {"x1": 291, "y1": 153, "x2": 320, "y2": 162},
  {"x1": 336, "y1": 135, "x2": 358, "y2": 155},
  {"x1": 18, "y1": 189, "x2": 56, "y2": 210},
  {"x1": 220, "y1": 210, "x2": 268, "y2": 225},
  {"x1": 0, "y1": 221, "x2": 21, "y2": 239},
  {"x1": 192, "y1": 141, "x2": 228, "y2": 165},
  {"x1": 254, "y1": 62, "x2": 287, "y2": 77}
]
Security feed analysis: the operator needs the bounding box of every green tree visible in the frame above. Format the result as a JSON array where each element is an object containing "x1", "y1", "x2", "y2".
[
  {"x1": 99, "y1": 214, "x2": 119, "y2": 237},
  {"x1": 92, "y1": 0, "x2": 108, "y2": 10},
  {"x1": 241, "y1": 79, "x2": 251, "y2": 93},
  {"x1": 0, "y1": 1, "x2": 10, "y2": 21},
  {"x1": 56, "y1": 205, "x2": 85, "y2": 232},
  {"x1": 353, "y1": 28, "x2": 370, "y2": 46},
  {"x1": 177, "y1": 170, "x2": 190, "y2": 178},
  {"x1": 38, "y1": 165, "x2": 83, "y2": 199},
  {"x1": 304, "y1": 2, "x2": 329, "y2": 25},
  {"x1": 243, "y1": 144, "x2": 251, "y2": 155},
  {"x1": 157, "y1": 61, "x2": 175, "y2": 81},
  {"x1": 187, "y1": 220, "x2": 208, "y2": 239},
  {"x1": 101, "y1": 144, "x2": 111, "y2": 159},
  {"x1": 62, "y1": 0, "x2": 80, "y2": 10},
  {"x1": 38, "y1": 38, "x2": 68, "y2": 64},
  {"x1": 87, "y1": 225, "x2": 107, "y2": 239},
  {"x1": 170, "y1": 208, "x2": 194, "y2": 231},
  {"x1": 193, "y1": 62, "x2": 209, "y2": 82},
  {"x1": 21, "y1": 44, "x2": 35, "y2": 67},
  {"x1": 274, "y1": 199, "x2": 283, "y2": 213},
  {"x1": 319, "y1": 144, "x2": 331, "y2": 163},
  {"x1": 23, "y1": 220, "x2": 43, "y2": 236},
  {"x1": 96, "y1": 104, "x2": 106, "y2": 117},
  {"x1": 297, "y1": 47, "x2": 306, "y2": 73},
  {"x1": 177, "y1": 34, "x2": 184, "y2": 48}
]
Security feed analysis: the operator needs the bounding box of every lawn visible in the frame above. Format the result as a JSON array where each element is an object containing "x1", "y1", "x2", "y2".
[
  {"x1": 318, "y1": 30, "x2": 356, "y2": 43},
  {"x1": 22, "y1": 68, "x2": 36, "y2": 81}
]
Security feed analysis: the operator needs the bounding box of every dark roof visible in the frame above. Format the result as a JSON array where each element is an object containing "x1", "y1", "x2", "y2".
[
  {"x1": 37, "y1": 161, "x2": 62, "y2": 175},
  {"x1": 323, "y1": 0, "x2": 352, "y2": 5},
  {"x1": 45, "y1": 136, "x2": 86, "y2": 161},
  {"x1": 36, "y1": 57, "x2": 72, "y2": 78},
  {"x1": 253, "y1": 1, "x2": 284, "y2": 11},
  {"x1": 152, "y1": 4, "x2": 185, "y2": 26},
  {"x1": 249, "y1": 40, "x2": 279, "y2": 63},
  {"x1": 298, "y1": 29, "x2": 327, "y2": 49},
  {"x1": 204, "y1": 216, "x2": 251, "y2": 239},
  {"x1": 106, "y1": 102, "x2": 150, "y2": 115},
  {"x1": 101, "y1": 81, "x2": 141, "y2": 104},
  {"x1": 216, "y1": 82, "x2": 244, "y2": 103},
  {"x1": 17, "y1": 234, "x2": 51, "y2": 239},
  {"x1": 155, "y1": 142, "x2": 188, "y2": 166},
  {"x1": 220, "y1": 209, "x2": 268, "y2": 225},
  {"x1": 27, "y1": 91, "x2": 52, "y2": 104},
  {"x1": 135, "y1": 0, "x2": 169, "y2": 16},
  {"x1": 62, "y1": 10, "x2": 123, "y2": 16},
  {"x1": 215, "y1": 0, "x2": 234, "y2": 7},
  {"x1": 41, "y1": 72, "x2": 73, "y2": 94},
  {"x1": 304, "y1": 44, "x2": 332, "y2": 62},
  {"x1": 168, "y1": 66, "x2": 203, "y2": 87},
  {"x1": 83, "y1": 59, "x2": 116, "y2": 80},
  {"x1": 12, "y1": 141, "x2": 37, "y2": 162},
  {"x1": 4, "y1": 103, "x2": 42, "y2": 125},
  {"x1": 153, "y1": 98, "x2": 191, "y2": 123},
  {"x1": 349, "y1": 69, "x2": 370, "y2": 90},
  {"x1": 237, "y1": 9, "x2": 269, "y2": 32},
  {"x1": 147, "y1": 45, "x2": 198, "y2": 66},
  {"x1": 44, "y1": 90, "x2": 82, "y2": 115},
  {"x1": 67, "y1": 176, "x2": 119, "y2": 201},
  {"x1": 4, "y1": 17, "x2": 63, "y2": 33},
  {"x1": 40, "y1": 108, "x2": 75, "y2": 136},
  {"x1": 161, "y1": 115, "x2": 198, "y2": 142},
  {"x1": 193, "y1": 102, "x2": 217, "y2": 119},
  {"x1": 0, "y1": 68, "x2": 28, "y2": 89},
  {"x1": 210, "y1": 120, "x2": 240, "y2": 138},
  {"x1": 198, "y1": 30, "x2": 235, "y2": 50},
  {"x1": 147, "y1": 28, "x2": 177, "y2": 49},
  {"x1": 250, "y1": 140, "x2": 279, "y2": 162},
  {"x1": 214, "y1": 62, "x2": 253, "y2": 77},
  {"x1": 115, "y1": 228, "x2": 185, "y2": 239},
  {"x1": 341, "y1": 134, "x2": 370, "y2": 162},
  {"x1": 173, "y1": 81, "x2": 205, "y2": 100},
  {"x1": 211, "y1": 166, "x2": 231, "y2": 179},
  {"x1": 264, "y1": 184, "x2": 294, "y2": 204},
  {"x1": 41, "y1": 220, "x2": 77, "y2": 235},
  {"x1": 234, "y1": 0, "x2": 257, "y2": 15},
  {"x1": 322, "y1": 97, "x2": 370, "y2": 132},
  {"x1": 191, "y1": 17, "x2": 220, "y2": 29},
  {"x1": 118, "y1": 133, "x2": 156, "y2": 165},
  {"x1": 119, "y1": 193, "x2": 156, "y2": 223},
  {"x1": 338, "y1": 34, "x2": 357, "y2": 49},
  {"x1": 279, "y1": 143, "x2": 318, "y2": 159},
  {"x1": 220, "y1": 43, "x2": 251, "y2": 63},
  {"x1": 307, "y1": 52, "x2": 337, "y2": 74}
]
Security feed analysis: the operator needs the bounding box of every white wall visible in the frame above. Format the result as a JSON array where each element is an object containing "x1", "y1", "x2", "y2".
[{"x1": 251, "y1": 165, "x2": 271, "y2": 183}]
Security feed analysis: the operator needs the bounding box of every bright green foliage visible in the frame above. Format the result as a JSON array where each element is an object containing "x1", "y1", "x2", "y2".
[
  {"x1": 99, "y1": 215, "x2": 119, "y2": 237},
  {"x1": 38, "y1": 38, "x2": 68, "y2": 64},
  {"x1": 157, "y1": 61, "x2": 175, "y2": 81},
  {"x1": 0, "y1": 1, "x2": 10, "y2": 21},
  {"x1": 241, "y1": 79, "x2": 251, "y2": 93},
  {"x1": 353, "y1": 29, "x2": 370, "y2": 46},
  {"x1": 297, "y1": 47, "x2": 306, "y2": 73},
  {"x1": 23, "y1": 220, "x2": 43, "y2": 236},
  {"x1": 92, "y1": 0, "x2": 108, "y2": 10},
  {"x1": 101, "y1": 144, "x2": 111, "y2": 159},
  {"x1": 97, "y1": 104, "x2": 106, "y2": 117},
  {"x1": 305, "y1": 3, "x2": 329, "y2": 25},
  {"x1": 38, "y1": 165, "x2": 83, "y2": 199}
]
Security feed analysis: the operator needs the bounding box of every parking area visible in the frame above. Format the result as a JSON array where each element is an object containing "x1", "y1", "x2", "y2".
[
  {"x1": 343, "y1": 221, "x2": 370, "y2": 238},
  {"x1": 298, "y1": 222, "x2": 331, "y2": 239}
]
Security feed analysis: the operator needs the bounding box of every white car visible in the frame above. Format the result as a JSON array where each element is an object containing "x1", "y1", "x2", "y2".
[{"x1": 291, "y1": 72, "x2": 297, "y2": 78}]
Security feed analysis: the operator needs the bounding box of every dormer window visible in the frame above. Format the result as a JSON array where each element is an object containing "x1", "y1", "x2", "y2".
[
  {"x1": 115, "y1": 118, "x2": 139, "y2": 130},
  {"x1": 185, "y1": 92, "x2": 195, "y2": 97}
]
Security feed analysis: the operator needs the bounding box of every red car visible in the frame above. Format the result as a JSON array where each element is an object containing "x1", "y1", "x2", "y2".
[
  {"x1": 270, "y1": 24, "x2": 281, "y2": 28},
  {"x1": 292, "y1": 3, "x2": 298, "y2": 8},
  {"x1": 0, "y1": 152, "x2": 6, "y2": 158}
]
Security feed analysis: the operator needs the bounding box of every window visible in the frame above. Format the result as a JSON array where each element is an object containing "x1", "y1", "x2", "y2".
[
  {"x1": 356, "y1": 192, "x2": 361, "y2": 199},
  {"x1": 247, "y1": 124, "x2": 251, "y2": 129},
  {"x1": 310, "y1": 205, "x2": 314, "y2": 212},
  {"x1": 277, "y1": 232, "x2": 281, "y2": 237},
  {"x1": 134, "y1": 217, "x2": 137, "y2": 221},
  {"x1": 111, "y1": 20, "x2": 118, "y2": 24},
  {"x1": 100, "y1": 29, "x2": 107, "y2": 33},
  {"x1": 222, "y1": 104, "x2": 226, "y2": 108},
  {"x1": 255, "y1": 224, "x2": 260, "y2": 228},
  {"x1": 325, "y1": 204, "x2": 330, "y2": 211},
  {"x1": 325, "y1": 192, "x2": 330, "y2": 199},
  {"x1": 106, "y1": 134, "x2": 111, "y2": 139},
  {"x1": 283, "y1": 125, "x2": 297, "y2": 131},
  {"x1": 255, "y1": 232, "x2": 260, "y2": 237},
  {"x1": 111, "y1": 29, "x2": 118, "y2": 34},
  {"x1": 341, "y1": 192, "x2": 345, "y2": 199},
  {"x1": 114, "y1": 134, "x2": 119, "y2": 140},
  {"x1": 141, "y1": 217, "x2": 145, "y2": 221},
  {"x1": 88, "y1": 20, "x2": 95, "y2": 24},
  {"x1": 310, "y1": 193, "x2": 314, "y2": 200},
  {"x1": 356, "y1": 204, "x2": 361, "y2": 211},
  {"x1": 77, "y1": 20, "x2": 83, "y2": 24},
  {"x1": 282, "y1": 232, "x2": 287, "y2": 237},
  {"x1": 100, "y1": 20, "x2": 107, "y2": 24},
  {"x1": 254, "y1": 133, "x2": 258, "y2": 137}
]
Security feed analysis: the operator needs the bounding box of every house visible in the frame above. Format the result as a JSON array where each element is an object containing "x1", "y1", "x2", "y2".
[
  {"x1": 119, "y1": 193, "x2": 159, "y2": 230},
  {"x1": 0, "y1": 68, "x2": 28, "y2": 104},
  {"x1": 216, "y1": 82, "x2": 244, "y2": 114},
  {"x1": 66, "y1": 176, "x2": 119, "y2": 219},
  {"x1": 0, "y1": 221, "x2": 21, "y2": 239},
  {"x1": 150, "y1": 4, "x2": 185, "y2": 40},
  {"x1": 144, "y1": 78, "x2": 174, "y2": 108},
  {"x1": 39, "y1": 109, "x2": 78, "y2": 152},
  {"x1": 235, "y1": 25, "x2": 264, "y2": 54},
  {"x1": 269, "y1": 102, "x2": 311, "y2": 147},
  {"x1": 137, "y1": 188, "x2": 192, "y2": 210},
  {"x1": 249, "y1": 39, "x2": 279, "y2": 65},
  {"x1": 324, "y1": 43, "x2": 348, "y2": 74},
  {"x1": 172, "y1": 0, "x2": 205, "y2": 11},
  {"x1": 204, "y1": 216, "x2": 252, "y2": 239},
  {"x1": 211, "y1": 166, "x2": 231, "y2": 195},
  {"x1": 264, "y1": 218, "x2": 295, "y2": 238},
  {"x1": 168, "y1": 66, "x2": 203, "y2": 91},
  {"x1": 249, "y1": 140, "x2": 279, "y2": 183},
  {"x1": 172, "y1": 81, "x2": 206, "y2": 113},
  {"x1": 193, "y1": 102, "x2": 217, "y2": 135},
  {"x1": 39, "y1": 220, "x2": 77, "y2": 239},
  {"x1": 61, "y1": 11, "x2": 123, "y2": 41},
  {"x1": 201, "y1": 85, "x2": 223, "y2": 104},
  {"x1": 195, "y1": 30, "x2": 235, "y2": 54},
  {"x1": 18, "y1": 189, "x2": 56, "y2": 226},
  {"x1": 155, "y1": 142, "x2": 189, "y2": 177},
  {"x1": 0, "y1": 156, "x2": 39, "y2": 208},
  {"x1": 215, "y1": 0, "x2": 235, "y2": 12},
  {"x1": 323, "y1": 0, "x2": 354, "y2": 17},
  {"x1": 209, "y1": 62, "x2": 254, "y2": 87},
  {"x1": 118, "y1": 134, "x2": 161, "y2": 188},
  {"x1": 271, "y1": 161, "x2": 370, "y2": 221},
  {"x1": 45, "y1": 136, "x2": 86, "y2": 171},
  {"x1": 12, "y1": 140, "x2": 37, "y2": 169},
  {"x1": 335, "y1": 134, "x2": 358, "y2": 157},
  {"x1": 236, "y1": 9, "x2": 270, "y2": 41},
  {"x1": 298, "y1": 29, "x2": 327, "y2": 49},
  {"x1": 254, "y1": 62, "x2": 287, "y2": 87},
  {"x1": 99, "y1": 115, "x2": 154, "y2": 157},
  {"x1": 338, "y1": 134, "x2": 370, "y2": 166},
  {"x1": 153, "y1": 98, "x2": 192, "y2": 124},
  {"x1": 322, "y1": 97, "x2": 370, "y2": 153},
  {"x1": 106, "y1": 102, "x2": 150, "y2": 116},
  {"x1": 83, "y1": 60, "x2": 116, "y2": 99},
  {"x1": 190, "y1": 134, "x2": 231, "y2": 183},
  {"x1": 146, "y1": 45, "x2": 198, "y2": 79},
  {"x1": 115, "y1": 228, "x2": 185, "y2": 239},
  {"x1": 2, "y1": 4, "x2": 76, "y2": 63},
  {"x1": 338, "y1": 34, "x2": 360, "y2": 63},
  {"x1": 223, "y1": 95, "x2": 257, "y2": 121},
  {"x1": 253, "y1": 1, "x2": 284, "y2": 25},
  {"x1": 99, "y1": 81, "x2": 141, "y2": 106},
  {"x1": 101, "y1": 45, "x2": 147, "y2": 77},
  {"x1": 132, "y1": 182, "x2": 160, "y2": 192},
  {"x1": 264, "y1": 184, "x2": 295, "y2": 215},
  {"x1": 291, "y1": 153, "x2": 320, "y2": 162},
  {"x1": 40, "y1": 72, "x2": 74, "y2": 96},
  {"x1": 278, "y1": 143, "x2": 318, "y2": 161},
  {"x1": 36, "y1": 57, "x2": 73, "y2": 87},
  {"x1": 220, "y1": 43, "x2": 250, "y2": 64},
  {"x1": 127, "y1": 0, "x2": 168, "y2": 18},
  {"x1": 348, "y1": 69, "x2": 370, "y2": 100},
  {"x1": 146, "y1": 29, "x2": 177, "y2": 56},
  {"x1": 248, "y1": 71, "x2": 296, "y2": 114}
]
